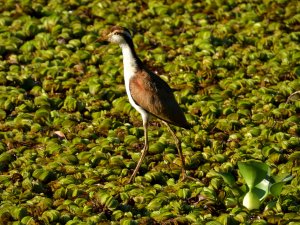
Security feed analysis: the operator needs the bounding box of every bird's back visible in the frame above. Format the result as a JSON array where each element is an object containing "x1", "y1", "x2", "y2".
[{"x1": 129, "y1": 69, "x2": 190, "y2": 129}]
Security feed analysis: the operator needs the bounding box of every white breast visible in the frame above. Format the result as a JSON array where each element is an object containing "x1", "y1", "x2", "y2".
[{"x1": 120, "y1": 44, "x2": 149, "y2": 124}]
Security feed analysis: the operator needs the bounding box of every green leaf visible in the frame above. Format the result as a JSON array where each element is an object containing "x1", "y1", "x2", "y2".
[
  {"x1": 94, "y1": 190, "x2": 119, "y2": 210},
  {"x1": 147, "y1": 197, "x2": 167, "y2": 211},
  {"x1": 177, "y1": 188, "x2": 191, "y2": 199},
  {"x1": 218, "y1": 172, "x2": 236, "y2": 187},
  {"x1": 289, "y1": 151, "x2": 300, "y2": 161},
  {"x1": 41, "y1": 210, "x2": 60, "y2": 223},
  {"x1": 269, "y1": 174, "x2": 292, "y2": 197},
  {"x1": 120, "y1": 219, "x2": 137, "y2": 225},
  {"x1": 270, "y1": 182, "x2": 285, "y2": 197},
  {"x1": 243, "y1": 190, "x2": 261, "y2": 210},
  {"x1": 254, "y1": 179, "x2": 270, "y2": 201},
  {"x1": 0, "y1": 153, "x2": 14, "y2": 171},
  {"x1": 11, "y1": 207, "x2": 28, "y2": 220},
  {"x1": 63, "y1": 96, "x2": 77, "y2": 112},
  {"x1": 238, "y1": 160, "x2": 269, "y2": 189},
  {"x1": 206, "y1": 221, "x2": 222, "y2": 225},
  {"x1": 148, "y1": 142, "x2": 165, "y2": 154}
]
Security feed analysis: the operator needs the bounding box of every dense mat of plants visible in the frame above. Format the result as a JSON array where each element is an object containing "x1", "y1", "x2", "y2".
[{"x1": 0, "y1": 0, "x2": 299, "y2": 224}]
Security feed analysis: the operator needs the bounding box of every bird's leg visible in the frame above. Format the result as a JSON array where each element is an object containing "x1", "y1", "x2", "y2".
[
  {"x1": 163, "y1": 122, "x2": 197, "y2": 182},
  {"x1": 162, "y1": 122, "x2": 186, "y2": 179},
  {"x1": 128, "y1": 121, "x2": 149, "y2": 183}
]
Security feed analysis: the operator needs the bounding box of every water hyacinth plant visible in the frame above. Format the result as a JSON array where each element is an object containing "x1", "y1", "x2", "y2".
[
  {"x1": 0, "y1": 0, "x2": 300, "y2": 224},
  {"x1": 238, "y1": 160, "x2": 292, "y2": 210}
]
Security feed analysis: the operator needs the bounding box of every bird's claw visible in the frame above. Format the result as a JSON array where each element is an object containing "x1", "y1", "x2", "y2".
[{"x1": 181, "y1": 172, "x2": 198, "y2": 182}]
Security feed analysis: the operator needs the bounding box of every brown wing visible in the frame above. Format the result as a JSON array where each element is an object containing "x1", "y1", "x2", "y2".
[{"x1": 129, "y1": 70, "x2": 189, "y2": 128}]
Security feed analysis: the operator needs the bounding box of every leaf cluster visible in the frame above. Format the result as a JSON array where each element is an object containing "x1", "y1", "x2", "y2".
[{"x1": 0, "y1": 0, "x2": 300, "y2": 224}]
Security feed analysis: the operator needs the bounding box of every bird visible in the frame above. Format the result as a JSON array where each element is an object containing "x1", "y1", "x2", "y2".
[{"x1": 100, "y1": 26, "x2": 191, "y2": 183}]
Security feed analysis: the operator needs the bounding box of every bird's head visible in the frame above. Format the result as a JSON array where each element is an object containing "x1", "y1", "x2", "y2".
[{"x1": 99, "y1": 26, "x2": 132, "y2": 45}]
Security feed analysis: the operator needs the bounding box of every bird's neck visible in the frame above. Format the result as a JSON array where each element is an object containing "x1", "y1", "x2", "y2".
[{"x1": 119, "y1": 39, "x2": 142, "y2": 81}]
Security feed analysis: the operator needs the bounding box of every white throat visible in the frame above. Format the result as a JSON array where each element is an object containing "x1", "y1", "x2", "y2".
[
  {"x1": 120, "y1": 43, "x2": 138, "y2": 82},
  {"x1": 119, "y1": 43, "x2": 148, "y2": 123}
]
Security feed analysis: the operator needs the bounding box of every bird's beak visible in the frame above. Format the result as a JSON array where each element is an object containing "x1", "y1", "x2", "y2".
[
  {"x1": 95, "y1": 35, "x2": 109, "y2": 45},
  {"x1": 95, "y1": 28, "x2": 112, "y2": 45}
]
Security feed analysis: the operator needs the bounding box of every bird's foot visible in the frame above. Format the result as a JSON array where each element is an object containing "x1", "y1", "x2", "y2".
[
  {"x1": 181, "y1": 172, "x2": 198, "y2": 182},
  {"x1": 127, "y1": 176, "x2": 134, "y2": 184}
]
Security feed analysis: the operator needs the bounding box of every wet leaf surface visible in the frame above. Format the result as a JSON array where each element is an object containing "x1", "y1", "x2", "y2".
[{"x1": 0, "y1": 0, "x2": 300, "y2": 224}]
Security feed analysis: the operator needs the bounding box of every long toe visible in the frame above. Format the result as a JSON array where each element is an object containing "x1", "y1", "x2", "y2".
[{"x1": 181, "y1": 173, "x2": 198, "y2": 182}]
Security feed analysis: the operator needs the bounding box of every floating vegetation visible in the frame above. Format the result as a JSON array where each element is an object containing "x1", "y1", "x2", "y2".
[{"x1": 0, "y1": 0, "x2": 300, "y2": 224}]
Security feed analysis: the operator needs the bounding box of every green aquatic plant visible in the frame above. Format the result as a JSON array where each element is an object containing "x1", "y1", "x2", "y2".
[
  {"x1": 0, "y1": 0, "x2": 299, "y2": 224},
  {"x1": 238, "y1": 160, "x2": 292, "y2": 210}
]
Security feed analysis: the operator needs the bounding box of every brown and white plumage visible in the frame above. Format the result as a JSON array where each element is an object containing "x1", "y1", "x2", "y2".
[
  {"x1": 101, "y1": 26, "x2": 190, "y2": 183},
  {"x1": 129, "y1": 69, "x2": 190, "y2": 128}
]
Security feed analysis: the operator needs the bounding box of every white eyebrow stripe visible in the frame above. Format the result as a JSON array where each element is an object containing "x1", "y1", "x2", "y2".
[{"x1": 112, "y1": 30, "x2": 131, "y2": 38}]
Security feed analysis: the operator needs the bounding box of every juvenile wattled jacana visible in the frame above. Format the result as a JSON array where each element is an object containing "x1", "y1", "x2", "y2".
[{"x1": 100, "y1": 26, "x2": 192, "y2": 183}]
